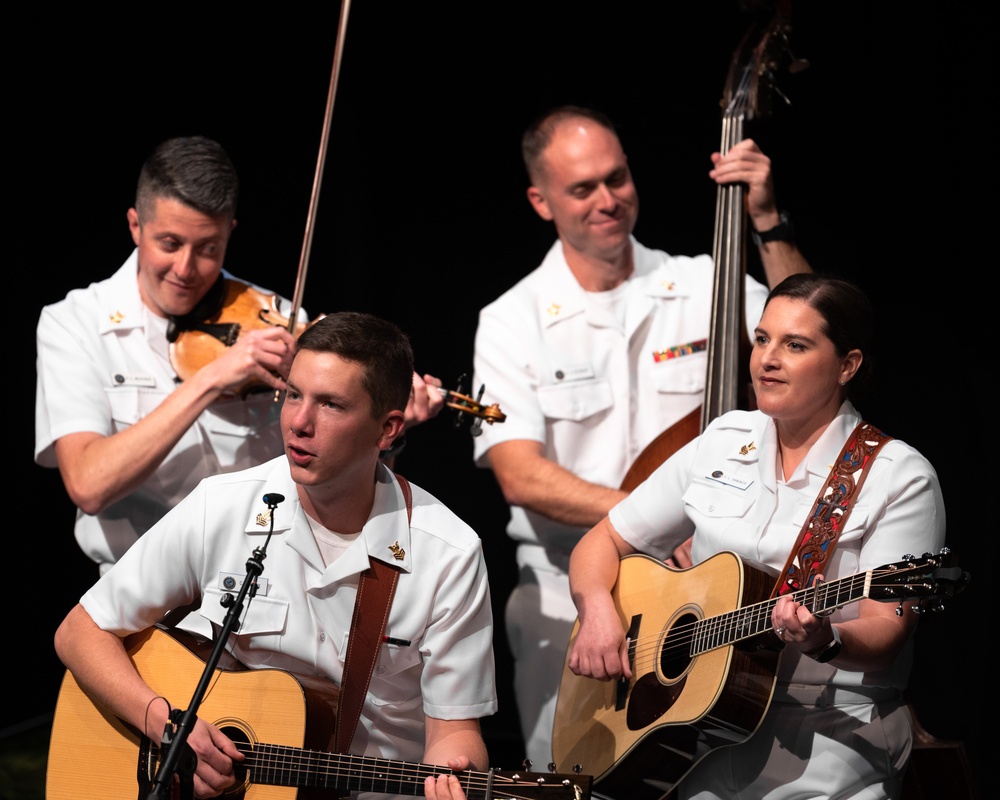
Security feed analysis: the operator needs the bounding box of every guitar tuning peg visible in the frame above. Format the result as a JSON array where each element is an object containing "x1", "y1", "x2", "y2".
[
  {"x1": 547, "y1": 762, "x2": 556, "y2": 773},
  {"x1": 573, "y1": 764, "x2": 583, "y2": 774},
  {"x1": 521, "y1": 759, "x2": 533, "y2": 771},
  {"x1": 902, "y1": 553, "x2": 915, "y2": 562}
]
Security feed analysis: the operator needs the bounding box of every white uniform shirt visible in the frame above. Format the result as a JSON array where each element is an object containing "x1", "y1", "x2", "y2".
[
  {"x1": 610, "y1": 402, "x2": 947, "y2": 691},
  {"x1": 81, "y1": 457, "x2": 497, "y2": 774},
  {"x1": 472, "y1": 237, "x2": 769, "y2": 556},
  {"x1": 35, "y1": 250, "x2": 297, "y2": 569}
]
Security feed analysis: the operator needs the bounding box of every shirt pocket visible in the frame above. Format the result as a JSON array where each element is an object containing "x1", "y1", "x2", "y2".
[
  {"x1": 106, "y1": 385, "x2": 169, "y2": 428},
  {"x1": 652, "y1": 351, "x2": 708, "y2": 394},
  {"x1": 682, "y1": 476, "x2": 755, "y2": 519},
  {"x1": 537, "y1": 379, "x2": 613, "y2": 422},
  {"x1": 338, "y1": 630, "x2": 424, "y2": 709},
  {"x1": 200, "y1": 589, "x2": 289, "y2": 634}
]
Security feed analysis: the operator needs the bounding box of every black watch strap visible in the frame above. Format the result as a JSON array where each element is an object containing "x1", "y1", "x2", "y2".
[
  {"x1": 809, "y1": 625, "x2": 843, "y2": 663},
  {"x1": 751, "y1": 210, "x2": 795, "y2": 246}
]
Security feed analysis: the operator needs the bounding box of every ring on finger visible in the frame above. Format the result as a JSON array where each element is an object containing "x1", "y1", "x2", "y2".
[{"x1": 776, "y1": 626, "x2": 787, "y2": 636}]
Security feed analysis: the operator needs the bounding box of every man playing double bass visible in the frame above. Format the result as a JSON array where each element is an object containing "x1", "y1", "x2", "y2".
[
  {"x1": 35, "y1": 136, "x2": 443, "y2": 579},
  {"x1": 470, "y1": 105, "x2": 811, "y2": 767}
]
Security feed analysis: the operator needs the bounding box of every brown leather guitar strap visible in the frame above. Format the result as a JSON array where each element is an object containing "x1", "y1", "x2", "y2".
[
  {"x1": 772, "y1": 422, "x2": 893, "y2": 599},
  {"x1": 334, "y1": 473, "x2": 411, "y2": 753}
]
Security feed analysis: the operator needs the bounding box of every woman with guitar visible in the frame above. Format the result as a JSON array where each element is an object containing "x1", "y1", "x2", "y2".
[{"x1": 564, "y1": 273, "x2": 948, "y2": 799}]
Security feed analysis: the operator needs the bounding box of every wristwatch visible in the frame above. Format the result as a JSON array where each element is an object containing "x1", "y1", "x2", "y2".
[
  {"x1": 807, "y1": 624, "x2": 842, "y2": 663},
  {"x1": 751, "y1": 210, "x2": 795, "y2": 246}
]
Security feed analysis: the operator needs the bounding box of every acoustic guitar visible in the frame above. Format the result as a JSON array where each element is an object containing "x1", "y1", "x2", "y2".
[
  {"x1": 46, "y1": 626, "x2": 593, "y2": 800},
  {"x1": 551, "y1": 550, "x2": 967, "y2": 800}
]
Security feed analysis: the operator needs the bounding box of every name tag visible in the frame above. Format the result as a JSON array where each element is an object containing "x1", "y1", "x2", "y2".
[
  {"x1": 707, "y1": 470, "x2": 754, "y2": 491},
  {"x1": 552, "y1": 363, "x2": 595, "y2": 382},
  {"x1": 110, "y1": 372, "x2": 156, "y2": 388},
  {"x1": 218, "y1": 572, "x2": 270, "y2": 595}
]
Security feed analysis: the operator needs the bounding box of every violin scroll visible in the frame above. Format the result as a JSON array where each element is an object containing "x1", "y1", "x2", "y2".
[{"x1": 439, "y1": 376, "x2": 506, "y2": 436}]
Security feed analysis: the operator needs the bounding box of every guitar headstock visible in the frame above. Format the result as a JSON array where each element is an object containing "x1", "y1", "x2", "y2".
[
  {"x1": 869, "y1": 550, "x2": 970, "y2": 612},
  {"x1": 485, "y1": 769, "x2": 593, "y2": 800}
]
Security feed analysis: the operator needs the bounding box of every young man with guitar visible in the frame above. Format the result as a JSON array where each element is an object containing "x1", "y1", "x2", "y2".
[
  {"x1": 52, "y1": 312, "x2": 500, "y2": 800},
  {"x1": 470, "y1": 106, "x2": 811, "y2": 768}
]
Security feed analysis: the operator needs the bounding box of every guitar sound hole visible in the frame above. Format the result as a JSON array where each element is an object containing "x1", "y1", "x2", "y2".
[{"x1": 660, "y1": 612, "x2": 696, "y2": 680}]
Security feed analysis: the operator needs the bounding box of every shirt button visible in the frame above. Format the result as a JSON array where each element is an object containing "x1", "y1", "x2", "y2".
[
  {"x1": 376, "y1": 665, "x2": 386, "y2": 675},
  {"x1": 319, "y1": 632, "x2": 327, "y2": 643}
]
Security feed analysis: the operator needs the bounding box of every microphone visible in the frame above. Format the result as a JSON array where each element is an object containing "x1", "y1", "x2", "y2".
[{"x1": 262, "y1": 493, "x2": 285, "y2": 506}]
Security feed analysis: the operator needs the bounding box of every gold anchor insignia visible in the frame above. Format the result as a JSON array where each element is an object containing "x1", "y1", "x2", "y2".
[
  {"x1": 109, "y1": 310, "x2": 125, "y2": 324},
  {"x1": 739, "y1": 441, "x2": 756, "y2": 456},
  {"x1": 388, "y1": 541, "x2": 406, "y2": 561},
  {"x1": 661, "y1": 279, "x2": 675, "y2": 291},
  {"x1": 546, "y1": 302, "x2": 561, "y2": 317},
  {"x1": 255, "y1": 510, "x2": 272, "y2": 527}
]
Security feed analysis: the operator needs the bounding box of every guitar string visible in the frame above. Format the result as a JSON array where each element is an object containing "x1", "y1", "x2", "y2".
[
  {"x1": 155, "y1": 740, "x2": 578, "y2": 795},
  {"x1": 619, "y1": 567, "x2": 920, "y2": 666}
]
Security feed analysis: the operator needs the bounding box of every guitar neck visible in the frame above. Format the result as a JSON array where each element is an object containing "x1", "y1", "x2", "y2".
[
  {"x1": 692, "y1": 570, "x2": 871, "y2": 655},
  {"x1": 152, "y1": 739, "x2": 588, "y2": 800},
  {"x1": 241, "y1": 744, "x2": 474, "y2": 796}
]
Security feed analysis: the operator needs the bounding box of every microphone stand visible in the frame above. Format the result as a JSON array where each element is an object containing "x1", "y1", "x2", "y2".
[{"x1": 147, "y1": 493, "x2": 285, "y2": 800}]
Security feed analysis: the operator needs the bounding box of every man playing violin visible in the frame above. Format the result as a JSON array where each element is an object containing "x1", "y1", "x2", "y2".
[
  {"x1": 35, "y1": 136, "x2": 443, "y2": 579},
  {"x1": 470, "y1": 106, "x2": 812, "y2": 767}
]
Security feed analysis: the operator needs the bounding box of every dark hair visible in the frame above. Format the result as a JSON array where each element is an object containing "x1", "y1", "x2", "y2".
[
  {"x1": 521, "y1": 105, "x2": 619, "y2": 184},
  {"x1": 135, "y1": 136, "x2": 238, "y2": 222},
  {"x1": 764, "y1": 273, "x2": 875, "y2": 401},
  {"x1": 295, "y1": 312, "x2": 414, "y2": 418}
]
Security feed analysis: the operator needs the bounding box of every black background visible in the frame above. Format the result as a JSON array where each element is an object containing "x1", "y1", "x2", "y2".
[{"x1": 13, "y1": 2, "x2": 987, "y2": 792}]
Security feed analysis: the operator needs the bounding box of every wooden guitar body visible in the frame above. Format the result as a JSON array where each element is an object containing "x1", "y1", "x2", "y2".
[
  {"x1": 46, "y1": 626, "x2": 338, "y2": 800},
  {"x1": 552, "y1": 553, "x2": 778, "y2": 799},
  {"x1": 551, "y1": 551, "x2": 966, "y2": 800},
  {"x1": 46, "y1": 627, "x2": 592, "y2": 800}
]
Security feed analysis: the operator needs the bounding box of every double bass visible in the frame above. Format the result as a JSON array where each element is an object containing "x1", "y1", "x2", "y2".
[{"x1": 619, "y1": 3, "x2": 802, "y2": 492}]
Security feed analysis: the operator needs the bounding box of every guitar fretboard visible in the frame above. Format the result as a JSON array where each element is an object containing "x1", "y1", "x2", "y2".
[{"x1": 691, "y1": 570, "x2": 873, "y2": 655}]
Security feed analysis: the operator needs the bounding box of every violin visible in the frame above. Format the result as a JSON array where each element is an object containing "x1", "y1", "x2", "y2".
[{"x1": 166, "y1": 274, "x2": 310, "y2": 385}]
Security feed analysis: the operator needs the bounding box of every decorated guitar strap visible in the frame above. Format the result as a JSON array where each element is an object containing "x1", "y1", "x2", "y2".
[
  {"x1": 772, "y1": 422, "x2": 893, "y2": 598},
  {"x1": 334, "y1": 473, "x2": 411, "y2": 754}
]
